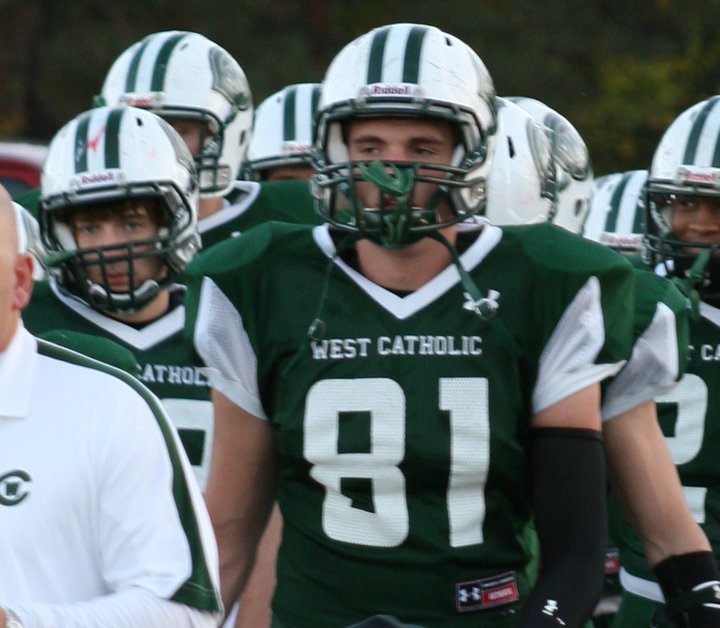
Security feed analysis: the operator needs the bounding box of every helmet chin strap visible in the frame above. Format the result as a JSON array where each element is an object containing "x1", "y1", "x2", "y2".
[
  {"x1": 425, "y1": 230, "x2": 499, "y2": 321},
  {"x1": 671, "y1": 249, "x2": 712, "y2": 320}
]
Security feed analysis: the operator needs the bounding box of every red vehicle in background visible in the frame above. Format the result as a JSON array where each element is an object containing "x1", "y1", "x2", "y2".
[{"x1": 0, "y1": 140, "x2": 47, "y2": 198}]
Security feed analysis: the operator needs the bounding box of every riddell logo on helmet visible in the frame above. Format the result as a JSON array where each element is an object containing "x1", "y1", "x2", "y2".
[
  {"x1": 119, "y1": 92, "x2": 164, "y2": 108},
  {"x1": 676, "y1": 166, "x2": 720, "y2": 187},
  {"x1": 78, "y1": 171, "x2": 117, "y2": 186},
  {"x1": 281, "y1": 142, "x2": 311, "y2": 154},
  {"x1": 368, "y1": 83, "x2": 414, "y2": 96}
]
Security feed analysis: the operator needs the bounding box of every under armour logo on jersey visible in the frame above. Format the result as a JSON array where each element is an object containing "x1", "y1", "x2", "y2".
[
  {"x1": 457, "y1": 586, "x2": 482, "y2": 603},
  {"x1": 0, "y1": 470, "x2": 32, "y2": 506},
  {"x1": 541, "y1": 599, "x2": 566, "y2": 625},
  {"x1": 463, "y1": 289, "x2": 500, "y2": 320},
  {"x1": 455, "y1": 572, "x2": 519, "y2": 614}
]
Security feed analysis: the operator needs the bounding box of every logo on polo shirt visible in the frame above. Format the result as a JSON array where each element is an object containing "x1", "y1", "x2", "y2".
[{"x1": 0, "y1": 470, "x2": 32, "y2": 506}]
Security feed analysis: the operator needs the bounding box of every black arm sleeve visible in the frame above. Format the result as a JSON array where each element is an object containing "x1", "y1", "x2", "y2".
[{"x1": 519, "y1": 427, "x2": 607, "y2": 628}]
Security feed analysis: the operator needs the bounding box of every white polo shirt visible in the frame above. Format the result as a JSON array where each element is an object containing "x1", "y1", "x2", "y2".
[{"x1": 0, "y1": 326, "x2": 220, "y2": 614}]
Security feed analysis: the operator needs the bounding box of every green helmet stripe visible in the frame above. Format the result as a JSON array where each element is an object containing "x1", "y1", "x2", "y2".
[
  {"x1": 283, "y1": 85, "x2": 298, "y2": 141},
  {"x1": 150, "y1": 32, "x2": 188, "y2": 92},
  {"x1": 124, "y1": 37, "x2": 152, "y2": 93},
  {"x1": 605, "y1": 171, "x2": 631, "y2": 232},
  {"x1": 710, "y1": 97, "x2": 720, "y2": 167},
  {"x1": 402, "y1": 26, "x2": 427, "y2": 83},
  {"x1": 104, "y1": 108, "x2": 124, "y2": 169},
  {"x1": 74, "y1": 112, "x2": 91, "y2": 173},
  {"x1": 310, "y1": 84, "x2": 321, "y2": 118},
  {"x1": 367, "y1": 26, "x2": 390, "y2": 84},
  {"x1": 632, "y1": 195, "x2": 644, "y2": 233},
  {"x1": 682, "y1": 96, "x2": 720, "y2": 165}
]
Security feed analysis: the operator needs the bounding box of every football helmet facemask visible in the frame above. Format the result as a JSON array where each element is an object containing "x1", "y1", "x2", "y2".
[
  {"x1": 311, "y1": 23, "x2": 497, "y2": 248},
  {"x1": 99, "y1": 30, "x2": 253, "y2": 198},
  {"x1": 40, "y1": 106, "x2": 200, "y2": 313}
]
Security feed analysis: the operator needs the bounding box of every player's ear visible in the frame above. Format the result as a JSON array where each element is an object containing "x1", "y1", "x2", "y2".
[{"x1": 14, "y1": 253, "x2": 34, "y2": 310}]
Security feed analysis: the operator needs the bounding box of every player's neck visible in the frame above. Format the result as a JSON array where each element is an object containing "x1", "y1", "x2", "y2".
[
  {"x1": 107, "y1": 289, "x2": 171, "y2": 326},
  {"x1": 355, "y1": 227, "x2": 456, "y2": 292},
  {"x1": 198, "y1": 196, "x2": 225, "y2": 220}
]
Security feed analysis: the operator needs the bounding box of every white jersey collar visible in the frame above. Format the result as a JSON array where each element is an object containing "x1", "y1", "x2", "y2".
[{"x1": 311, "y1": 222, "x2": 503, "y2": 320}]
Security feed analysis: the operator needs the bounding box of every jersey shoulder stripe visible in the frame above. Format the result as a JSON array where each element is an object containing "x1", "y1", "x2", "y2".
[{"x1": 36, "y1": 338, "x2": 222, "y2": 612}]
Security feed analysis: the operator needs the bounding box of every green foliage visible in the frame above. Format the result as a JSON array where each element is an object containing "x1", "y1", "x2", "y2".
[{"x1": 1, "y1": 0, "x2": 720, "y2": 175}]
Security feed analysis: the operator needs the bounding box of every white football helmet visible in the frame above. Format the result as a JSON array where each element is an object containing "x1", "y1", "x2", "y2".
[
  {"x1": 99, "y1": 30, "x2": 253, "y2": 197},
  {"x1": 584, "y1": 169, "x2": 647, "y2": 253},
  {"x1": 40, "y1": 106, "x2": 200, "y2": 313},
  {"x1": 13, "y1": 201, "x2": 46, "y2": 279},
  {"x1": 246, "y1": 83, "x2": 321, "y2": 179},
  {"x1": 645, "y1": 96, "x2": 720, "y2": 298},
  {"x1": 312, "y1": 23, "x2": 497, "y2": 247},
  {"x1": 508, "y1": 96, "x2": 593, "y2": 234},
  {"x1": 485, "y1": 97, "x2": 556, "y2": 226}
]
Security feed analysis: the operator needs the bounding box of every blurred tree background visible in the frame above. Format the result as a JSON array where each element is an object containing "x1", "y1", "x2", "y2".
[{"x1": 1, "y1": 0, "x2": 720, "y2": 175}]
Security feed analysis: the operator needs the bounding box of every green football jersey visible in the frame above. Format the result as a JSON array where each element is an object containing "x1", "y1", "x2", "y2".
[
  {"x1": 185, "y1": 220, "x2": 635, "y2": 627},
  {"x1": 601, "y1": 268, "x2": 689, "y2": 421},
  {"x1": 22, "y1": 281, "x2": 213, "y2": 490},
  {"x1": 198, "y1": 179, "x2": 320, "y2": 248},
  {"x1": 618, "y1": 299, "x2": 720, "y2": 583},
  {"x1": 597, "y1": 268, "x2": 689, "y2": 625}
]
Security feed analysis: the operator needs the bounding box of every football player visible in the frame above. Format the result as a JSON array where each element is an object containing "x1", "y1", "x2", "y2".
[
  {"x1": 21, "y1": 105, "x2": 212, "y2": 485},
  {"x1": 185, "y1": 23, "x2": 637, "y2": 627},
  {"x1": 610, "y1": 96, "x2": 720, "y2": 628},
  {"x1": 244, "y1": 82, "x2": 321, "y2": 182},
  {"x1": 98, "y1": 31, "x2": 317, "y2": 628},
  {"x1": 504, "y1": 104, "x2": 715, "y2": 627},
  {"x1": 98, "y1": 30, "x2": 320, "y2": 248}
]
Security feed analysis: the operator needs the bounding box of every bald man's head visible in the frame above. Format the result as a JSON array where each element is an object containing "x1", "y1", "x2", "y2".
[
  {"x1": 0, "y1": 183, "x2": 34, "y2": 352},
  {"x1": 0, "y1": 184, "x2": 19, "y2": 255}
]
